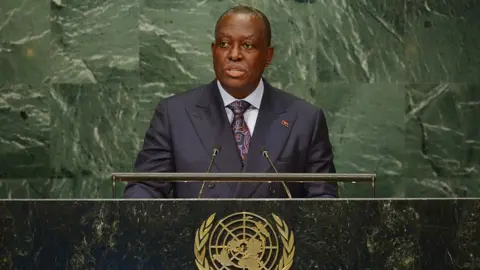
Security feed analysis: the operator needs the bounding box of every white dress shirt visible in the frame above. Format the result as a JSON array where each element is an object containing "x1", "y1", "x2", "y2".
[{"x1": 217, "y1": 79, "x2": 264, "y2": 134}]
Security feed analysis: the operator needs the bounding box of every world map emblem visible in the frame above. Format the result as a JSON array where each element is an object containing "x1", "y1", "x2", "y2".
[{"x1": 194, "y1": 212, "x2": 295, "y2": 270}]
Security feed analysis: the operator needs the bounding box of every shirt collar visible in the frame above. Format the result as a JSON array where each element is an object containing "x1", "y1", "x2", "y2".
[{"x1": 217, "y1": 78, "x2": 264, "y2": 109}]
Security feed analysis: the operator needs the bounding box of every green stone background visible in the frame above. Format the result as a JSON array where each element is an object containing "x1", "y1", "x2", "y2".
[{"x1": 0, "y1": 0, "x2": 479, "y2": 198}]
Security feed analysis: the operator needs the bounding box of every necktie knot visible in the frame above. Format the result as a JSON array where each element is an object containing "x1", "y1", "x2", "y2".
[{"x1": 227, "y1": 100, "x2": 250, "y2": 116}]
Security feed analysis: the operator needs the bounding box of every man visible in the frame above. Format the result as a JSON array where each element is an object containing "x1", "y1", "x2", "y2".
[{"x1": 124, "y1": 5, "x2": 337, "y2": 198}]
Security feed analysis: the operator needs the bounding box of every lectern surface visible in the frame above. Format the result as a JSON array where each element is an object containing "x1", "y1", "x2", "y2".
[{"x1": 1, "y1": 199, "x2": 479, "y2": 269}]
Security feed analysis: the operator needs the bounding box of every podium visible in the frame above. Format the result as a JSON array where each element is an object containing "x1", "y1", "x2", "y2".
[
  {"x1": 1, "y1": 173, "x2": 478, "y2": 269},
  {"x1": 111, "y1": 172, "x2": 375, "y2": 269}
]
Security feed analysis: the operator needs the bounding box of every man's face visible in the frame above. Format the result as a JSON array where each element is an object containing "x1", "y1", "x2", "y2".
[{"x1": 211, "y1": 13, "x2": 274, "y2": 98}]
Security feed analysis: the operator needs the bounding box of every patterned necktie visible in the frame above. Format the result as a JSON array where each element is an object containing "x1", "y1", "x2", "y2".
[{"x1": 226, "y1": 100, "x2": 251, "y2": 164}]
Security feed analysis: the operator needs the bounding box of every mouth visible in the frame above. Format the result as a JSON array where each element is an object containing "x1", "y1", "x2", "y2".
[{"x1": 224, "y1": 67, "x2": 247, "y2": 78}]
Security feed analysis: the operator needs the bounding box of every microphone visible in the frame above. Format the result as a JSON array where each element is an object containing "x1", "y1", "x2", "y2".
[
  {"x1": 260, "y1": 147, "x2": 292, "y2": 199},
  {"x1": 198, "y1": 145, "x2": 222, "y2": 198}
]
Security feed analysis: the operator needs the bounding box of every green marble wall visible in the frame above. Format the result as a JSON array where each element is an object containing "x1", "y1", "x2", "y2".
[{"x1": 0, "y1": 0, "x2": 479, "y2": 198}]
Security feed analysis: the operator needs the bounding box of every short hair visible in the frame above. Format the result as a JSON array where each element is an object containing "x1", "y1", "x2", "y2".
[{"x1": 215, "y1": 5, "x2": 272, "y2": 47}]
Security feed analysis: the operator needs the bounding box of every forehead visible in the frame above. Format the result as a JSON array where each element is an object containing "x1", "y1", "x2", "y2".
[{"x1": 215, "y1": 13, "x2": 266, "y2": 39}]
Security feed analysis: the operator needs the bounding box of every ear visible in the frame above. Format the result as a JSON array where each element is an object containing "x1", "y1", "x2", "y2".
[
  {"x1": 211, "y1": 42, "x2": 215, "y2": 57},
  {"x1": 265, "y1": 47, "x2": 274, "y2": 67}
]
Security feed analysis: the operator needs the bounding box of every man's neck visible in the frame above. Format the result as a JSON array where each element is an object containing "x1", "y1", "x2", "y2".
[{"x1": 217, "y1": 80, "x2": 263, "y2": 99}]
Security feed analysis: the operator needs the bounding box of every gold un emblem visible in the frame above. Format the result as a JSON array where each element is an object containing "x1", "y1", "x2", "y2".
[{"x1": 194, "y1": 212, "x2": 295, "y2": 270}]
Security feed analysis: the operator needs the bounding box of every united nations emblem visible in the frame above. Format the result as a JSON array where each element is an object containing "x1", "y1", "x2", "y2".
[{"x1": 194, "y1": 212, "x2": 295, "y2": 270}]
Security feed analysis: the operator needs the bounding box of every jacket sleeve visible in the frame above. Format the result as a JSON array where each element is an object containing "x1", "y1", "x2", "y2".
[
  {"x1": 123, "y1": 100, "x2": 175, "y2": 198},
  {"x1": 303, "y1": 108, "x2": 338, "y2": 198}
]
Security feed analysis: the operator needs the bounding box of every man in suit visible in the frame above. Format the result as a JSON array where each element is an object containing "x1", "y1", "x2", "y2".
[{"x1": 124, "y1": 5, "x2": 337, "y2": 198}]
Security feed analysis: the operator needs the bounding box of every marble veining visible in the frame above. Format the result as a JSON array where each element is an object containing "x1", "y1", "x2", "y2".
[{"x1": 0, "y1": 0, "x2": 479, "y2": 198}]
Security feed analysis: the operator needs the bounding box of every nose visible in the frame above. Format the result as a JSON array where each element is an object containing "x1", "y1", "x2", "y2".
[{"x1": 228, "y1": 45, "x2": 242, "y2": 61}]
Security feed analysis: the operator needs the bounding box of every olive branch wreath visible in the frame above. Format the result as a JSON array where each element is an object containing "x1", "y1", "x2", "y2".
[
  {"x1": 194, "y1": 213, "x2": 295, "y2": 270},
  {"x1": 194, "y1": 213, "x2": 216, "y2": 270},
  {"x1": 272, "y1": 214, "x2": 295, "y2": 270}
]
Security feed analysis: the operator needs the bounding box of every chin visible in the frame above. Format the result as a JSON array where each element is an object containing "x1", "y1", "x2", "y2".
[{"x1": 219, "y1": 77, "x2": 249, "y2": 90}]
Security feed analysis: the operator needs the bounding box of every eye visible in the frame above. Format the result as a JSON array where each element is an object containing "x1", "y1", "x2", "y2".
[
  {"x1": 219, "y1": 41, "x2": 229, "y2": 48},
  {"x1": 243, "y1": 43, "x2": 253, "y2": 49}
]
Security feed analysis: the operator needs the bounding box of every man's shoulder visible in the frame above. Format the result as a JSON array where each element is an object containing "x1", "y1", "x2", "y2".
[{"x1": 157, "y1": 83, "x2": 210, "y2": 107}]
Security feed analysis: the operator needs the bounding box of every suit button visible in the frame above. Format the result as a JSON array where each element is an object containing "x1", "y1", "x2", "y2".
[
  {"x1": 269, "y1": 186, "x2": 276, "y2": 195},
  {"x1": 208, "y1": 182, "x2": 215, "y2": 189}
]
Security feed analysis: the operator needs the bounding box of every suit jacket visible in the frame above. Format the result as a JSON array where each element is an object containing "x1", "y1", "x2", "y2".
[{"x1": 123, "y1": 79, "x2": 337, "y2": 198}]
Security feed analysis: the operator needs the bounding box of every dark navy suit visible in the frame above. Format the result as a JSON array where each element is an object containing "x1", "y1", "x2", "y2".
[{"x1": 123, "y1": 79, "x2": 337, "y2": 198}]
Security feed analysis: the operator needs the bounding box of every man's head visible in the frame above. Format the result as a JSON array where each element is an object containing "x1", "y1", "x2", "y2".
[{"x1": 211, "y1": 5, "x2": 274, "y2": 99}]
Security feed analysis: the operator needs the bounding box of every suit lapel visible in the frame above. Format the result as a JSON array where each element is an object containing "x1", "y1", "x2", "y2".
[
  {"x1": 186, "y1": 81, "x2": 242, "y2": 174},
  {"x1": 233, "y1": 82, "x2": 298, "y2": 197}
]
